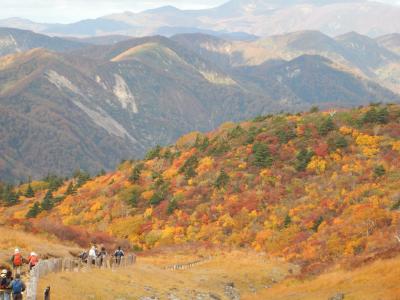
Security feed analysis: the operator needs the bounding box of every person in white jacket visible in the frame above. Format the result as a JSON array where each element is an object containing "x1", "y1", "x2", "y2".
[{"x1": 88, "y1": 246, "x2": 97, "y2": 265}]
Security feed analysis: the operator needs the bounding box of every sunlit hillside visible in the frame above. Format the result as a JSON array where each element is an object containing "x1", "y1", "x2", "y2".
[{"x1": 1, "y1": 103, "x2": 400, "y2": 276}]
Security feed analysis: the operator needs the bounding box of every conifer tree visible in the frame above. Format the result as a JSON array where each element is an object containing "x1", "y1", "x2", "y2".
[
  {"x1": 41, "y1": 190, "x2": 54, "y2": 211},
  {"x1": 25, "y1": 184, "x2": 34, "y2": 198},
  {"x1": 65, "y1": 182, "x2": 75, "y2": 196},
  {"x1": 26, "y1": 202, "x2": 41, "y2": 218},
  {"x1": 252, "y1": 142, "x2": 273, "y2": 168},
  {"x1": 3, "y1": 185, "x2": 19, "y2": 206},
  {"x1": 129, "y1": 164, "x2": 144, "y2": 183},
  {"x1": 215, "y1": 169, "x2": 230, "y2": 189}
]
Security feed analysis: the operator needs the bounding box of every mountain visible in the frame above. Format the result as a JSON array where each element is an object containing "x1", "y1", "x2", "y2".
[
  {"x1": 232, "y1": 55, "x2": 398, "y2": 107},
  {"x1": 172, "y1": 31, "x2": 400, "y2": 93},
  {"x1": 377, "y1": 33, "x2": 400, "y2": 56},
  {"x1": 66, "y1": 35, "x2": 134, "y2": 45},
  {"x1": 0, "y1": 27, "x2": 85, "y2": 56},
  {"x1": 2, "y1": 104, "x2": 400, "y2": 276},
  {"x1": 1, "y1": 33, "x2": 398, "y2": 181},
  {"x1": 1, "y1": 0, "x2": 400, "y2": 38}
]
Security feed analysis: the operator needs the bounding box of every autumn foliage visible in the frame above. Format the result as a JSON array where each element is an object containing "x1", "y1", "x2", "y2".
[{"x1": 2, "y1": 104, "x2": 400, "y2": 273}]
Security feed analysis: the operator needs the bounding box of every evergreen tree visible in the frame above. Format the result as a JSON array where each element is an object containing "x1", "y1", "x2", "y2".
[
  {"x1": 25, "y1": 184, "x2": 34, "y2": 198},
  {"x1": 215, "y1": 169, "x2": 230, "y2": 189},
  {"x1": 41, "y1": 190, "x2": 54, "y2": 211},
  {"x1": 26, "y1": 202, "x2": 41, "y2": 218},
  {"x1": 252, "y1": 142, "x2": 273, "y2": 168},
  {"x1": 149, "y1": 192, "x2": 163, "y2": 206},
  {"x1": 128, "y1": 189, "x2": 141, "y2": 207},
  {"x1": 65, "y1": 182, "x2": 75, "y2": 196},
  {"x1": 295, "y1": 149, "x2": 314, "y2": 172},
  {"x1": 284, "y1": 214, "x2": 292, "y2": 228},
  {"x1": 374, "y1": 165, "x2": 386, "y2": 178},
  {"x1": 75, "y1": 171, "x2": 90, "y2": 188},
  {"x1": 318, "y1": 117, "x2": 335, "y2": 136},
  {"x1": 3, "y1": 185, "x2": 19, "y2": 206},
  {"x1": 129, "y1": 163, "x2": 144, "y2": 183},
  {"x1": 167, "y1": 198, "x2": 178, "y2": 215},
  {"x1": 362, "y1": 106, "x2": 389, "y2": 124},
  {"x1": 44, "y1": 174, "x2": 64, "y2": 191},
  {"x1": 179, "y1": 156, "x2": 199, "y2": 179},
  {"x1": 145, "y1": 145, "x2": 162, "y2": 160},
  {"x1": 312, "y1": 216, "x2": 324, "y2": 232}
]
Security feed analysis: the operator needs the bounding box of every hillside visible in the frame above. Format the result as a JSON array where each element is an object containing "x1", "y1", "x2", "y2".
[
  {"x1": 2, "y1": 34, "x2": 398, "y2": 182},
  {"x1": 2, "y1": 104, "x2": 400, "y2": 275},
  {"x1": 0, "y1": 27, "x2": 85, "y2": 57},
  {"x1": 173, "y1": 31, "x2": 400, "y2": 93}
]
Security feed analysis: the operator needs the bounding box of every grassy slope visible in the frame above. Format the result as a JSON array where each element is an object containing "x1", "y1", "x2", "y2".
[
  {"x1": 0, "y1": 226, "x2": 81, "y2": 269},
  {"x1": 38, "y1": 250, "x2": 293, "y2": 300},
  {"x1": 37, "y1": 250, "x2": 400, "y2": 300},
  {"x1": 251, "y1": 256, "x2": 400, "y2": 300}
]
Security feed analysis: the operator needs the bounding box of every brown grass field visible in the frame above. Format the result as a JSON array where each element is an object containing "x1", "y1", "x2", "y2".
[
  {"x1": 38, "y1": 250, "x2": 294, "y2": 300},
  {"x1": 2, "y1": 226, "x2": 400, "y2": 299},
  {"x1": 38, "y1": 250, "x2": 400, "y2": 300}
]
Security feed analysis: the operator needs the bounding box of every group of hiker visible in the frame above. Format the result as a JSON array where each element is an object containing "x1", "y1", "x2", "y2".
[
  {"x1": 79, "y1": 245, "x2": 125, "y2": 267},
  {"x1": 0, "y1": 248, "x2": 37, "y2": 300}
]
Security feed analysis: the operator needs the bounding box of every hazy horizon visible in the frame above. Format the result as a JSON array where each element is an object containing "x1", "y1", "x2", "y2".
[{"x1": 1, "y1": 0, "x2": 399, "y2": 24}]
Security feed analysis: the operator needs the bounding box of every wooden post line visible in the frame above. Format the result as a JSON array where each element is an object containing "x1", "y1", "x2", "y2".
[{"x1": 26, "y1": 255, "x2": 136, "y2": 300}]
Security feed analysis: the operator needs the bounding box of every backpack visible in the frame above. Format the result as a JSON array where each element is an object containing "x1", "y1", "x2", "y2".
[
  {"x1": 12, "y1": 279, "x2": 23, "y2": 294},
  {"x1": 30, "y1": 255, "x2": 39, "y2": 265},
  {"x1": 13, "y1": 253, "x2": 22, "y2": 266}
]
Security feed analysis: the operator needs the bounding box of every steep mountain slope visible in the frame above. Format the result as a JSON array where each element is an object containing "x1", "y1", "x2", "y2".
[
  {"x1": 0, "y1": 49, "x2": 142, "y2": 181},
  {"x1": 0, "y1": 27, "x2": 85, "y2": 57},
  {"x1": 1, "y1": 34, "x2": 399, "y2": 181},
  {"x1": 232, "y1": 55, "x2": 398, "y2": 107},
  {"x1": 1, "y1": 0, "x2": 400, "y2": 38},
  {"x1": 3, "y1": 104, "x2": 400, "y2": 275},
  {"x1": 173, "y1": 31, "x2": 400, "y2": 92},
  {"x1": 0, "y1": 37, "x2": 275, "y2": 181}
]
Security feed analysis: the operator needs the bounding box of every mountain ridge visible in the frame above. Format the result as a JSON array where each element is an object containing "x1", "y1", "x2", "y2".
[{"x1": 1, "y1": 0, "x2": 400, "y2": 38}]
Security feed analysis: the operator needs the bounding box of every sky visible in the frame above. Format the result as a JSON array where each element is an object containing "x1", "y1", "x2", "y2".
[{"x1": 0, "y1": 0, "x2": 399, "y2": 23}]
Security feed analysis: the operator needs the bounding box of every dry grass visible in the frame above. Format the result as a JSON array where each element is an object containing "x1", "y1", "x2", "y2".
[
  {"x1": 38, "y1": 250, "x2": 294, "y2": 300},
  {"x1": 248, "y1": 256, "x2": 400, "y2": 300},
  {"x1": 0, "y1": 226, "x2": 81, "y2": 269}
]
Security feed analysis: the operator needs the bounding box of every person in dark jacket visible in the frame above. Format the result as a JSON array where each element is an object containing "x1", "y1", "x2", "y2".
[
  {"x1": 0, "y1": 269, "x2": 12, "y2": 300},
  {"x1": 114, "y1": 246, "x2": 124, "y2": 265},
  {"x1": 98, "y1": 247, "x2": 108, "y2": 267}
]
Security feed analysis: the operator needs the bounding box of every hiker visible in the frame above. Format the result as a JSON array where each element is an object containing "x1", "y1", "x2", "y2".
[
  {"x1": 88, "y1": 245, "x2": 97, "y2": 265},
  {"x1": 9, "y1": 274, "x2": 25, "y2": 300},
  {"x1": 78, "y1": 250, "x2": 88, "y2": 263},
  {"x1": 10, "y1": 249, "x2": 23, "y2": 276},
  {"x1": 27, "y1": 252, "x2": 39, "y2": 271},
  {"x1": 114, "y1": 246, "x2": 124, "y2": 265},
  {"x1": 98, "y1": 247, "x2": 107, "y2": 267},
  {"x1": 1, "y1": 269, "x2": 12, "y2": 300}
]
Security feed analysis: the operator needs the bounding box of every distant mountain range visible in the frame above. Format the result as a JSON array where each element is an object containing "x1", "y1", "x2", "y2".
[
  {"x1": 0, "y1": 27, "x2": 399, "y2": 182},
  {"x1": 0, "y1": 0, "x2": 400, "y2": 38}
]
